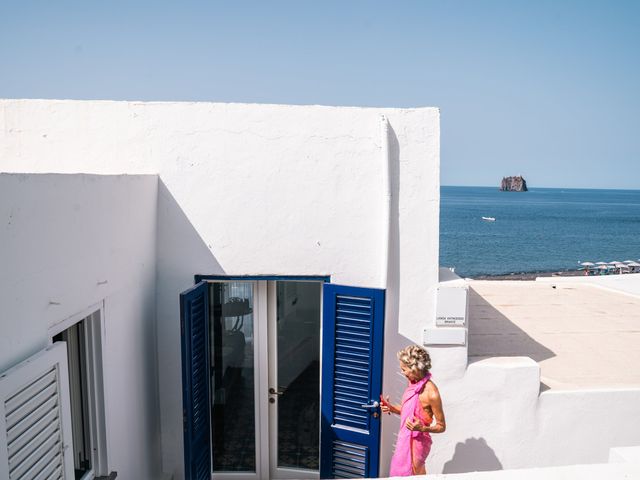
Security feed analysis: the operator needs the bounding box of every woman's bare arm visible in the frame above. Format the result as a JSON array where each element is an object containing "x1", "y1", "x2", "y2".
[
  {"x1": 380, "y1": 395, "x2": 401, "y2": 415},
  {"x1": 422, "y1": 383, "x2": 446, "y2": 433}
]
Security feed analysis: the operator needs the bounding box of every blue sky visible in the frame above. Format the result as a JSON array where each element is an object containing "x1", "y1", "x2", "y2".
[{"x1": 1, "y1": 1, "x2": 638, "y2": 189}]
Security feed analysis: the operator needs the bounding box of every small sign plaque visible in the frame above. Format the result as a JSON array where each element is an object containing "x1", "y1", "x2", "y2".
[{"x1": 435, "y1": 287, "x2": 467, "y2": 327}]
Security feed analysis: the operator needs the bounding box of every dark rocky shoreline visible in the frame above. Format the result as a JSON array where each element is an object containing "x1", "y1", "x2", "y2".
[{"x1": 470, "y1": 269, "x2": 584, "y2": 281}]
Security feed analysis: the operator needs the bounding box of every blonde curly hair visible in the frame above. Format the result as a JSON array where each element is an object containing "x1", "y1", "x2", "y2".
[{"x1": 397, "y1": 345, "x2": 431, "y2": 379}]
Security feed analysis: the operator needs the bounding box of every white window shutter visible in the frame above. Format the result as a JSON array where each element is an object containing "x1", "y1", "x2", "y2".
[{"x1": 0, "y1": 343, "x2": 75, "y2": 480}]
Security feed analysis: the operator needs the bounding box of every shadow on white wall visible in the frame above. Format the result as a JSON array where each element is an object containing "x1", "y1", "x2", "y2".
[
  {"x1": 468, "y1": 288, "x2": 555, "y2": 362},
  {"x1": 442, "y1": 437, "x2": 503, "y2": 473},
  {"x1": 155, "y1": 178, "x2": 227, "y2": 474},
  {"x1": 157, "y1": 179, "x2": 226, "y2": 277}
]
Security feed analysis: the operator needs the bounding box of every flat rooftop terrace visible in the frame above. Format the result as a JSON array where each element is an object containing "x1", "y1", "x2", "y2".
[{"x1": 468, "y1": 280, "x2": 640, "y2": 390}]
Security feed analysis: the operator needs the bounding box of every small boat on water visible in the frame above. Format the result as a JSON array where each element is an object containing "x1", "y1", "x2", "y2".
[{"x1": 482, "y1": 216, "x2": 496, "y2": 222}]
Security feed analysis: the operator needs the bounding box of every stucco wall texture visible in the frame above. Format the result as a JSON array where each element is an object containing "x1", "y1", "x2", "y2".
[{"x1": 1, "y1": 99, "x2": 441, "y2": 479}]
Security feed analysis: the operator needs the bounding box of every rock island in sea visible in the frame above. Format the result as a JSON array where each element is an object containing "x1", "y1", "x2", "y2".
[{"x1": 500, "y1": 175, "x2": 528, "y2": 191}]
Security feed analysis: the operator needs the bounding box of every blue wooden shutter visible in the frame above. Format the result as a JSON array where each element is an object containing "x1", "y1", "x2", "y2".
[
  {"x1": 320, "y1": 284, "x2": 385, "y2": 479},
  {"x1": 180, "y1": 281, "x2": 211, "y2": 480}
]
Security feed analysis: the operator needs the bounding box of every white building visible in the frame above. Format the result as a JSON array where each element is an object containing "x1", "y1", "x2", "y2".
[{"x1": 0, "y1": 99, "x2": 638, "y2": 480}]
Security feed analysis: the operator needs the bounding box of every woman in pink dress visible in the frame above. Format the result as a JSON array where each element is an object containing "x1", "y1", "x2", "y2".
[{"x1": 381, "y1": 345, "x2": 446, "y2": 476}]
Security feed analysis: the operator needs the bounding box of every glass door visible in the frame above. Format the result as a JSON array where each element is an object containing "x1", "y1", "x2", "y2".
[
  {"x1": 267, "y1": 281, "x2": 322, "y2": 479},
  {"x1": 207, "y1": 279, "x2": 322, "y2": 480},
  {"x1": 210, "y1": 281, "x2": 267, "y2": 480}
]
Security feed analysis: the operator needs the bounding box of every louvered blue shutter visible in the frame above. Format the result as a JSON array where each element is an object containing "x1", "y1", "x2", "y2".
[
  {"x1": 320, "y1": 284, "x2": 385, "y2": 479},
  {"x1": 180, "y1": 281, "x2": 211, "y2": 480}
]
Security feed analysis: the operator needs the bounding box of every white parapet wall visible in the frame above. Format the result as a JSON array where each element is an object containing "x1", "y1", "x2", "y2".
[
  {"x1": 422, "y1": 461, "x2": 640, "y2": 480},
  {"x1": 609, "y1": 445, "x2": 640, "y2": 464},
  {"x1": 377, "y1": 446, "x2": 640, "y2": 479},
  {"x1": 420, "y1": 356, "x2": 640, "y2": 474}
]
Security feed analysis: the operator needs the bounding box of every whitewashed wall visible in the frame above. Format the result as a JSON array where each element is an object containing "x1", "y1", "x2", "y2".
[
  {"x1": 1, "y1": 99, "x2": 441, "y2": 479},
  {"x1": 0, "y1": 173, "x2": 160, "y2": 479},
  {"x1": 425, "y1": 357, "x2": 640, "y2": 473}
]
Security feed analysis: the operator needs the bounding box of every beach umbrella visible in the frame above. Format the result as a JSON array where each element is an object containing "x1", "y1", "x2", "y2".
[
  {"x1": 610, "y1": 262, "x2": 628, "y2": 274},
  {"x1": 596, "y1": 261, "x2": 608, "y2": 265},
  {"x1": 596, "y1": 265, "x2": 613, "y2": 275},
  {"x1": 624, "y1": 260, "x2": 635, "y2": 264},
  {"x1": 628, "y1": 262, "x2": 640, "y2": 272},
  {"x1": 609, "y1": 261, "x2": 621, "y2": 265},
  {"x1": 579, "y1": 262, "x2": 595, "y2": 266}
]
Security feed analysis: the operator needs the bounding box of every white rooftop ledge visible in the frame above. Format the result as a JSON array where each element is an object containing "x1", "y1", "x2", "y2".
[
  {"x1": 374, "y1": 447, "x2": 640, "y2": 479},
  {"x1": 422, "y1": 462, "x2": 640, "y2": 479},
  {"x1": 609, "y1": 446, "x2": 640, "y2": 464},
  {"x1": 439, "y1": 267, "x2": 467, "y2": 286}
]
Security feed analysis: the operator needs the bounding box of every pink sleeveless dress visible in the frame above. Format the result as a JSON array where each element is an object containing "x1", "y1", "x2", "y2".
[{"x1": 389, "y1": 374, "x2": 433, "y2": 476}]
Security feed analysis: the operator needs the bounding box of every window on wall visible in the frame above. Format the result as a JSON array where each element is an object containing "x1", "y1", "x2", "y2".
[
  {"x1": 0, "y1": 307, "x2": 110, "y2": 480},
  {"x1": 54, "y1": 322, "x2": 92, "y2": 478},
  {"x1": 51, "y1": 308, "x2": 109, "y2": 480}
]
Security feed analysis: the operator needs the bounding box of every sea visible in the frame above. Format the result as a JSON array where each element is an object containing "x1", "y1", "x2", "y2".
[{"x1": 440, "y1": 186, "x2": 640, "y2": 277}]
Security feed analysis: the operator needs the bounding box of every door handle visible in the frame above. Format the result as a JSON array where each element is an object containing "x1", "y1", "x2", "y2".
[
  {"x1": 269, "y1": 387, "x2": 285, "y2": 396},
  {"x1": 360, "y1": 401, "x2": 380, "y2": 409}
]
